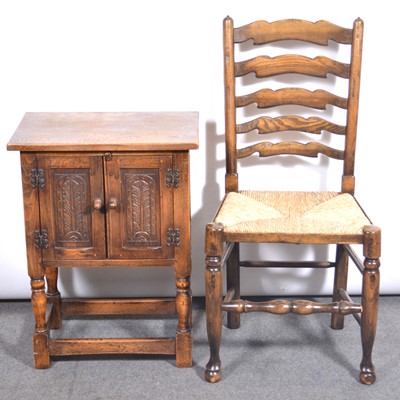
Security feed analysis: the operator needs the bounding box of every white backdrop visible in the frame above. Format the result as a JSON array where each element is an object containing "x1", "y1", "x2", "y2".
[{"x1": 1, "y1": 0, "x2": 398, "y2": 299}]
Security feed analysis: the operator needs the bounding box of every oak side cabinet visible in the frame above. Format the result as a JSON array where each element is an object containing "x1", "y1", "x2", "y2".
[{"x1": 7, "y1": 112, "x2": 199, "y2": 369}]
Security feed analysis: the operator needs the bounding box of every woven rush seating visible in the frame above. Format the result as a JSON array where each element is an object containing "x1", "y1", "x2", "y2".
[{"x1": 215, "y1": 191, "x2": 371, "y2": 236}]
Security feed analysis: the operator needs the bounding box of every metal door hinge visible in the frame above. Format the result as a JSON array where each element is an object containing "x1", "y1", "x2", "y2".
[
  {"x1": 167, "y1": 228, "x2": 180, "y2": 247},
  {"x1": 34, "y1": 229, "x2": 49, "y2": 249},
  {"x1": 166, "y1": 168, "x2": 180, "y2": 188},
  {"x1": 30, "y1": 168, "x2": 45, "y2": 189}
]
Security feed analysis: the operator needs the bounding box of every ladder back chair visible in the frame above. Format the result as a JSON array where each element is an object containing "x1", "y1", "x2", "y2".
[{"x1": 205, "y1": 16, "x2": 380, "y2": 384}]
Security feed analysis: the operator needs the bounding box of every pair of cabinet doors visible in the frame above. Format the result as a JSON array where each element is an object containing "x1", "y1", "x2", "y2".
[{"x1": 35, "y1": 153, "x2": 175, "y2": 262}]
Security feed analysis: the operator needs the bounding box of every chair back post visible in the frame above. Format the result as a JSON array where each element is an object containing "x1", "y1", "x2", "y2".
[
  {"x1": 223, "y1": 16, "x2": 239, "y2": 193},
  {"x1": 342, "y1": 18, "x2": 364, "y2": 194}
]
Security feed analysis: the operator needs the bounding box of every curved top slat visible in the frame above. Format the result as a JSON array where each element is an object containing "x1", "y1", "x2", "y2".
[
  {"x1": 235, "y1": 55, "x2": 350, "y2": 79},
  {"x1": 234, "y1": 20, "x2": 353, "y2": 45},
  {"x1": 236, "y1": 88, "x2": 348, "y2": 110}
]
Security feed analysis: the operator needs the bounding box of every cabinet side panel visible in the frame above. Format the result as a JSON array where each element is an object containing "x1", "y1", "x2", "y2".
[
  {"x1": 20, "y1": 152, "x2": 44, "y2": 278},
  {"x1": 173, "y1": 152, "x2": 191, "y2": 277}
]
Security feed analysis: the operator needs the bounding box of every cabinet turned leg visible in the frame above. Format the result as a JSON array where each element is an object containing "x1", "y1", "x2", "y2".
[
  {"x1": 46, "y1": 267, "x2": 62, "y2": 330},
  {"x1": 175, "y1": 276, "x2": 192, "y2": 368},
  {"x1": 205, "y1": 223, "x2": 223, "y2": 383},
  {"x1": 31, "y1": 277, "x2": 50, "y2": 369},
  {"x1": 359, "y1": 226, "x2": 381, "y2": 385}
]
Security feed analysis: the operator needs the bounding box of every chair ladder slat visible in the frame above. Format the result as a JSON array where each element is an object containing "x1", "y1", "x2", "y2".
[
  {"x1": 237, "y1": 141, "x2": 344, "y2": 159},
  {"x1": 236, "y1": 88, "x2": 348, "y2": 110},
  {"x1": 237, "y1": 115, "x2": 346, "y2": 135},
  {"x1": 235, "y1": 55, "x2": 350, "y2": 79},
  {"x1": 234, "y1": 20, "x2": 353, "y2": 45}
]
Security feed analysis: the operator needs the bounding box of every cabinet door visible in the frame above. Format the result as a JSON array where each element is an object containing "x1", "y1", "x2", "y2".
[
  {"x1": 105, "y1": 154, "x2": 174, "y2": 259},
  {"x1": 37, "y1": 155, "x2": 106, "y2": 261}
]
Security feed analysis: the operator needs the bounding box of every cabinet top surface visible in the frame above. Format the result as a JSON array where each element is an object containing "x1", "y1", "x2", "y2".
[{"x1": 7, "y1": 112, "x2": 199, "y2": 152}]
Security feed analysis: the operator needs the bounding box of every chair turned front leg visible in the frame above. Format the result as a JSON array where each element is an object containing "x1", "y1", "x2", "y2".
[
  {"x1": 360, "y1": 226, "x2": 381, "y2": 385},
  {"x1": 205, "y1": 223, "x2": 224, "y2": 383}
]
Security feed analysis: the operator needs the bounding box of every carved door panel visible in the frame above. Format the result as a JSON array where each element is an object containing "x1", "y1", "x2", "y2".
[
  {"x1": 37, "y1": 155, "x2": 106, "y2": 261},
  {"x1": 105, "y1": 154, "x2": 174, "y2": 259}
]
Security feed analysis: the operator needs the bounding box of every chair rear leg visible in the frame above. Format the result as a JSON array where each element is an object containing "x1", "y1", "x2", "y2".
[
  {"x1": 359, "y1": 226, "x2": 381, "y2": 385},
  {"x1": 227, "y1": 243, "x2": 240, "y2": 329},
  {"x1": 205, "y1": 223, "x2": 224, "y2": 383},
  {"x1": 331, "y1": 244, "x2": 349, "y2": 330}
]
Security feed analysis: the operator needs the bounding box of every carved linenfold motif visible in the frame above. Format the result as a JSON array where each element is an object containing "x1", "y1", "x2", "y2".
[
  {"x1": 123, "y1": 169, "x2": 160, "y2": 248},
  {"x1": 53, "y1": 170, "x2": 91, "y2": 246}
]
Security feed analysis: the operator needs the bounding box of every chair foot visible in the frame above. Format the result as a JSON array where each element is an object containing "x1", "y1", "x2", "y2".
[
  {"x1": 205, "y1": 362, "x2": 222, "y2": 383},
  {"x1": 359, "y1": 366, "x2": 376, "y2": 385},
  {"x1": 227, "y1": 313, "x2": 240, "y2": 329},
  {"x1": 330, "y1": 314, "x2": 344, "y2": 330}
]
